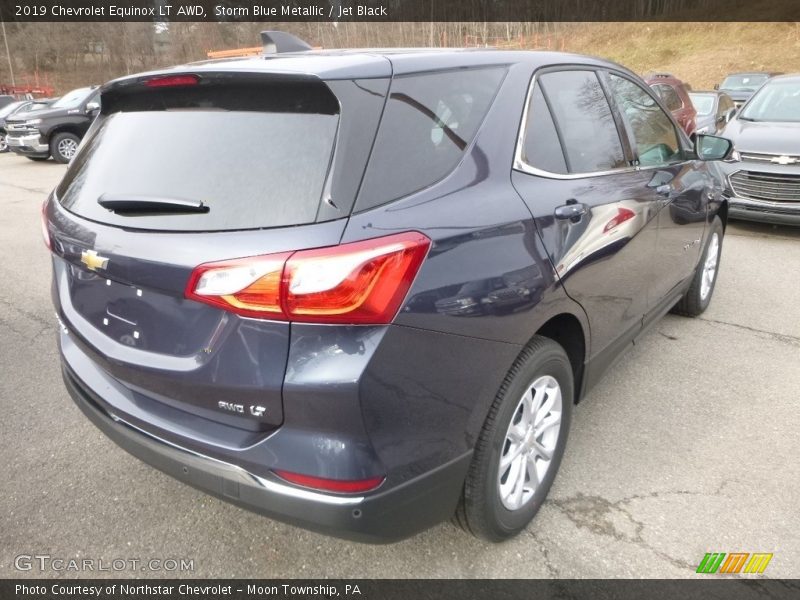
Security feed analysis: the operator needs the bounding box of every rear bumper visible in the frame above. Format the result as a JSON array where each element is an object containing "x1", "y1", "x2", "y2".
[
  {"x1": 727, "y1": 195, "x2": 800, "y2": 226},
  {"x1": 62, "y1": 362, "x2": 471, "y2": 543}
]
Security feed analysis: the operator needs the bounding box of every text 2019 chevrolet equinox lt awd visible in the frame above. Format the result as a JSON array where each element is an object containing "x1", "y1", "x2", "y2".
[{"x1": 44, "y1": 33, "x2": 733, "y2": 543}]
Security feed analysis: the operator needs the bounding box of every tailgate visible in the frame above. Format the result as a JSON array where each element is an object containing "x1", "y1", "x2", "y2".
[
  {"x1": 45, "y1": 69, "x2": 387, "y2": 435},
  {"x1": 49, "y1": 201, "x2": 347, "y2": 432}
]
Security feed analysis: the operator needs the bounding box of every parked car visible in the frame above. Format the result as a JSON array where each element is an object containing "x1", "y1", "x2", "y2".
[
  {"x1": 689, "y1": 91, "x2": 737, "y2": 135},
  {"x1": 0, "y1": 100, "x2": 34, "y2": 152},
  {"x1": 645, "y1": 72, "x2": 697, "y2": 137},
  {"x1": 0, "y1": 94, "x2": 16, "y2": 109},
  {"x1": 717, "y1": 72, "x2": 781, "y2": 108},
  {"x1": 45, "y1": 35, "x2": 732, "y2": 543},
  {"x1": 5, "y1": 86, "x2": 100, "y2": 163},
  {"x1": 716, "y1": 74, "x2": 800, "y2": 225}
]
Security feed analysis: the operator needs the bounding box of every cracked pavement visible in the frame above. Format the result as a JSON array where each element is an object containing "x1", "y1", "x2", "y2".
[{"x1": 1, "y1": 153, "x2": 798, "y2": 578}]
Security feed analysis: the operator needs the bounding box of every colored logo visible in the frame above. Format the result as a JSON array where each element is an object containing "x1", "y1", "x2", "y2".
[
  {"x1": 80, "y1": 249, "x2": 109, "y2": 271},
  {"x1": 696, "y1": 552, "x2": 773, "y2": 574}
]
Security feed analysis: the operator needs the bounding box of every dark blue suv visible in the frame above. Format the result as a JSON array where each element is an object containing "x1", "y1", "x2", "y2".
[{"x1": 45, "y1": 35, "x2": 732, "y2": 542}]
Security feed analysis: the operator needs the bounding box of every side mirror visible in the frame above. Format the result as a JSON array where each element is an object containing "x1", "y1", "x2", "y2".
[
  {"x1": 695, "y1": 134, "x2": 733, "y2": 161},
  {"x1": 86, "y1": 101, "x2": 100, "y2": 114}
]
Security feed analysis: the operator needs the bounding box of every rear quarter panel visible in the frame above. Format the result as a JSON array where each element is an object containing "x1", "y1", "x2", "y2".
[{"x1": 342, "y1": 62, "x2": 589, "y2": 480}]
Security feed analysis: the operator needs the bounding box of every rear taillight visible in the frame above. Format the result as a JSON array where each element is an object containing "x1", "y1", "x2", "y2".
[
  {"x1": 185, "y1": 232, "x2": 431, "y2": 324},
  {"x1": 41, "y1": 200, "x2": 51, "y2": 250},
  {"x1": 187, "y1": 252, "x2": 291, "y2": 318},
  {"x1": 273, "y1": 469, "x2": 385, "y2": 494}
]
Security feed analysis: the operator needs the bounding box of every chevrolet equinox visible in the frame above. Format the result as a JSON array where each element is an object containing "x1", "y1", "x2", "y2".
[{"x1": 45, "y1": 33, "x2": 733, "y2": 543}]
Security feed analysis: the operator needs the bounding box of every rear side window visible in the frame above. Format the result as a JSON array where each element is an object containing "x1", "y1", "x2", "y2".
[
  {"x1": 653, "y1": 84, "x2": 683, "y2": 111},
  {"x1": 521, "y1": 85, "x2": 567, "y2": 174},
  {"x1": 357, "y1": 67, "x2": 506, "y2": 211},
  {"x1": 538, "y1": 70, "x2": 626, "y2": 173},
  {"x1": 609, "y1": 75, "x2": 681, "y2": 167},
  {"x1": 57, "y1": 80, "x2": 339, "y2": 232}
]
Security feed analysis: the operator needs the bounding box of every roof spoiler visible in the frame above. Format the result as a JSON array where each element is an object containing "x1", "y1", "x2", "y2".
[{"x1": 260, "y1": 31, "x2": 313, "y2": 54}]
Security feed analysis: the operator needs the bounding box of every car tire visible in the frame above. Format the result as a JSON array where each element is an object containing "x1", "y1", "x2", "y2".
[
  {"x1": 26, "y1": 156, "x2": 49, "y2": 162},
  {"x1": 50, "y1": 132, "x2": 80, "y2": 164},
  {"x1": 0, "y1": 131, "x2": 8, "y2": 153},
  {"x1": 671, "y1": 216, "x2": 724, "y2": 317},
  {"x1": 454, "y1": 335, "x2": 573, "y2": 541}
]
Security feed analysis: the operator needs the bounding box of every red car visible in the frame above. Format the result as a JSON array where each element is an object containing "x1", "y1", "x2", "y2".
[{"x1": 645, "y1": 73, "x2": 697, "y2": 138}]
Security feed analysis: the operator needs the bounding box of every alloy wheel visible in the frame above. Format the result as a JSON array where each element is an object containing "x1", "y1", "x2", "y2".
[
  {"x1": 498, "y1": 375, "x2": 562, "y2": 510},
  {"x1": 700, "y1": 232, "x2": 719, "y2": 301},
  {"x1": 58, "y1": 138, "x2": 78, "y2": 160}
]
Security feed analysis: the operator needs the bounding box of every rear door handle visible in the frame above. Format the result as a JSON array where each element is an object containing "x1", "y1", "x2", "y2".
[{"x1": 554, "y1": 202, "x2": 588, "y2": 222}]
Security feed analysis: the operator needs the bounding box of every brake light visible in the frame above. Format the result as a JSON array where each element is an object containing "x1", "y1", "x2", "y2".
[
  {"x1": 144, "y1": 74, "x2": 199, "y2": 88},
  {"x1": 185, "y1": 232, "x2": 431, "y2": 324},
  {"x1": 41, "y1": 200, "x2": 51, "y2": 250},
  {"x1": 273, "y1": 469, "x2": 385, "y2": 494}
]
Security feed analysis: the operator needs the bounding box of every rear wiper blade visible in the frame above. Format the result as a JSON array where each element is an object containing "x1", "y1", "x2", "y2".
[{"x1": 98, "y1": 194, "x2": 209, "y2": 214}]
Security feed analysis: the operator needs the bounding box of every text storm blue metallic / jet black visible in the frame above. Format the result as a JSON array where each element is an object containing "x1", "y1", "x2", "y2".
[{"x1": 45, "y1": 37, "x2": 731, "y2": 542}]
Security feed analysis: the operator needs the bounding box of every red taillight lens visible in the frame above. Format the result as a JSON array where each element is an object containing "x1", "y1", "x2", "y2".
[
  {"x1": 273, "y1": 469, "x2": 385, "y2": 494},
  {"x1": 41, "y1": 200, "x2": 51, "y2": 250},
  {"x1": 185, "y1": 232, "x2": 431, "y2": 324},
  {"x1": 284, "y1": 232, "x2": 430, "y2": 323},
  {"x1": 144, "y1": 74, "x2": 199, "y2": 88},
  {"x1": 185, "y1": 253, "x2": 291, "y2": 319},
  {"x1": 603, "y1": 207, "x2": 636, "y2": 233}
]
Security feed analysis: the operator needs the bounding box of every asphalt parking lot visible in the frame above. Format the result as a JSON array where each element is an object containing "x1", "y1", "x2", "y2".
[{"x1": 1, "y1": 151, "x2": 798, "y2": 579}]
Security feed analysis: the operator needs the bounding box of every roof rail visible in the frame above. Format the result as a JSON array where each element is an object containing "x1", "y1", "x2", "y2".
[{"x1": 260, "y1": 31, "x2": 313, "y2": 54}]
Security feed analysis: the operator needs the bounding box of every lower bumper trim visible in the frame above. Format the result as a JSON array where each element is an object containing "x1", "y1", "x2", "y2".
[
  {"x1": 62, "y1": 363, "x2": 471, "y2": 543},
  {"x1": 726, "y1": 195, "x2": 800, "y2": 225}
]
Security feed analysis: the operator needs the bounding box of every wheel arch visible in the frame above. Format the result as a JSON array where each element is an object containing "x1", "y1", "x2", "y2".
[
  {"x1": 717, "y1": 198, "x2": 729, "y2": 232},
  {"x1": 528, "y1": 313, "x2": 587, "y2": 404},
  {"x1": 49, "y1": 125, "x2": 82, "y2": 139}
]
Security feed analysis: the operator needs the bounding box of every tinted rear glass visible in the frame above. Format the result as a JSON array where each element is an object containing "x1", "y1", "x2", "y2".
[
  {"x1": 357, "y1": 67, "x2": 506, "y2": 211},
  {"x1": 57, "y1": 80, "x2": 339, "y2": 231},
  {"x1": 654, "y1": 84, "x2": 683, "y2": 112},
  {"x1": 539, "y1": 70, "x2": 626, "y2": 173},
  {"x1": 522, "y1": 85, "x2": 567, "y2": 174}
]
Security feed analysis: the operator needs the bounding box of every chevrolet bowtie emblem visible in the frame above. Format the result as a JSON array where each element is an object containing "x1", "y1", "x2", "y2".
[
  {"x1": 771, "y1": 155, "x2": 798, "y2": 165},
  {"x1": 80, "y1": 249, "x2": 109, "y2": 271}
]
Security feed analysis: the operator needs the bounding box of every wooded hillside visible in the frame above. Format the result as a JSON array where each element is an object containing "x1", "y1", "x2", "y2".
[{"x1": 1, "y1": 21, "x2": 798, "y2": 94}]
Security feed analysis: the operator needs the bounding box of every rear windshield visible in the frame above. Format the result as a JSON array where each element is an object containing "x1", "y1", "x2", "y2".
[{"x1": 57, "y1": 79, "x2": 339, "y2": 231}]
